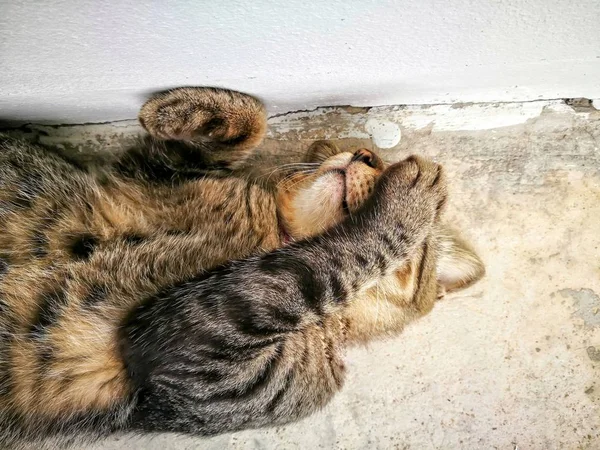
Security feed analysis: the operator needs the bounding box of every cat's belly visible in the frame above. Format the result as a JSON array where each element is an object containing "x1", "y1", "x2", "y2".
[{"x1": 0, "y1": 173, "x2": 281, "y2": 422}]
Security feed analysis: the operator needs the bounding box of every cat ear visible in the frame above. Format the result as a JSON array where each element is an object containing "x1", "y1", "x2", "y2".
[
  {"x1": 304, "y1": 140, "x2": 343, "y2": 163},
  {"x1": 436, "y1": 226, "x2": 485, "y2": 294}
]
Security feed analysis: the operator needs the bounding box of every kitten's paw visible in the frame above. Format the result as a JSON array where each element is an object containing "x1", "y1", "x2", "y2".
[
  {"x1": 372, "y1": 155, "x2": 447, "y2": 235},
  {"x1": 139, "y1": 87, "x2": 267, "y2": 149}
]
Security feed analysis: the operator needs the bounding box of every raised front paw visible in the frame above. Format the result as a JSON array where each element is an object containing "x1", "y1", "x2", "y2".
[
  {"x1": 139, "y1": 87, "x2": 267, "y2": 150},
  {"x1": 369, "y1": 155, "x2": 447, "y2": 239}
]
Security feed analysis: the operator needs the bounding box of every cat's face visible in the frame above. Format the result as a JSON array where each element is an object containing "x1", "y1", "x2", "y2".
[
  {"x1": 276, "y1": 142, "x2": 485, "y2": 297},
  {"x1": 277, "y1": 147, "x2": 385, "y2": 239}
]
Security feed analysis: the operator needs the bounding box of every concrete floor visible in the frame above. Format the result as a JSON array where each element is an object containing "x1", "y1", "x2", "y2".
[{"x1": 6, "y1": 99, "x2": 600, "y2": 449}]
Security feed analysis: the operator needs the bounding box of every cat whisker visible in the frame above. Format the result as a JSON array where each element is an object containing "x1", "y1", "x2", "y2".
[
  {"x1": 276, "y1": 169, "x2": 317, "y2": 189},
  {"x1": 259, "y1": 164, "x2": 319, "y2": 184}
]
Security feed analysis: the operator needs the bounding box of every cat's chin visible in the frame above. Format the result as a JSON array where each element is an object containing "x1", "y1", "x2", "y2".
[{"x1": 276, "y1": 149, "x2": 383, "y2": 239}]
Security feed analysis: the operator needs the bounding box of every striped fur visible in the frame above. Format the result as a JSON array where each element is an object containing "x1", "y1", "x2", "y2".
[{"x1": 0, "y1": 87, "x2": 484, "y2": 448}]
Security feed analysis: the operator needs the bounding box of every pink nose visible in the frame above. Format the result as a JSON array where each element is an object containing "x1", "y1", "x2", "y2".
[{"x1": 351, "y1": 149, "x2": 376, "y2": 168}]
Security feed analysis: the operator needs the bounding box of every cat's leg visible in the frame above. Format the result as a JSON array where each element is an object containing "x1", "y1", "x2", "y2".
[
  {"x1": 139, "y1": 87, "x2": 267, "y2": 151},
  {"x1": 116, "y1": 87, "x2": 267, "y2": 179},
  {"x1": 121, "y1": 155, "x2": 447, "y2": 434},
  {"x1": 343, "y1": 224, "x2": 485, "y2": 344}
]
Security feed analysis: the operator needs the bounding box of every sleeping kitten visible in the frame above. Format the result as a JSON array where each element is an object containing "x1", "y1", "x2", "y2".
[{"x1": 0, "y1": 87, "x2": 484, "y2": 448}]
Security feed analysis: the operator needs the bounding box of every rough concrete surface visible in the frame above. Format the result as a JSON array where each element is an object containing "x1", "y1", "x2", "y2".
[{"x1": 4, "y1": 100, "x2": 600, "y2": 449}]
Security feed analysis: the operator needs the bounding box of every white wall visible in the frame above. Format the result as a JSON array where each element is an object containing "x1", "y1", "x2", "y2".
[{"x1": 1, "y1": 0, "x2": 599, "y2": 124}]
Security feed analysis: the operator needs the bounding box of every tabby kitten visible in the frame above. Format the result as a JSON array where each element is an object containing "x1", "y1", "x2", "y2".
[{"x1": 0, "y1": 87, "x2": 484, "y2": 448}]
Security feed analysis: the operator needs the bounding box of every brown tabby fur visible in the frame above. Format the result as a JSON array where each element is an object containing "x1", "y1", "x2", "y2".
[{"x1": 0, "y1": 87, "x2": 484, "y2": 448}]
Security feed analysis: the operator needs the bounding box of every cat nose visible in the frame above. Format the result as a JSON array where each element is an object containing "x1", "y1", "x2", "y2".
[{"x1": 351, "y1": 149, "x2": 376, "y2": 168}]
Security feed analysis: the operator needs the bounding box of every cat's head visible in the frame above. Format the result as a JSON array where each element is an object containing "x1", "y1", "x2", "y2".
[{"x1": 276, "y1": 141, "x2": 485, "y2": 297}]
